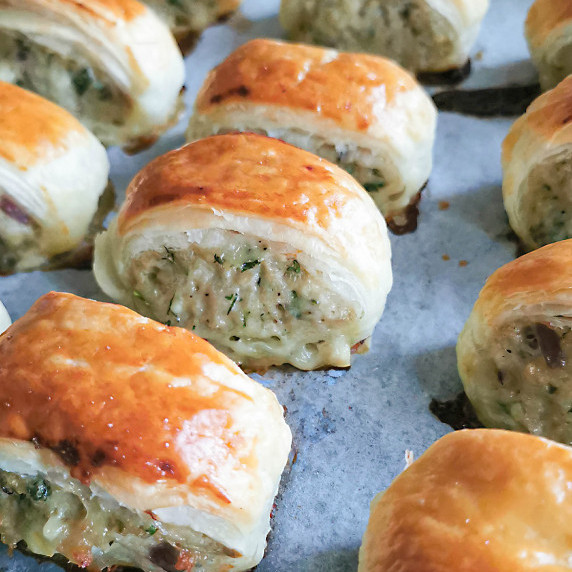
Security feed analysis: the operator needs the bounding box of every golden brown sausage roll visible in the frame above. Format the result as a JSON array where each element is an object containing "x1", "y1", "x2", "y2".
[
  {"x1": 457, "y1": 240, "x2": 572, "y2": 444},
  {"x1": 0, "y1": 82, "x2": 112, "y2": 275},
  {"x1": 502, "y1": 75, "x2": 572, "y2": 251},
  {"x1": 94, "y1": 133, "x2": 393, "y2": 371},
  {"x1": 279, "y1": 0, "x2": 489, "y2": 76},
  {"x1": 526, "y1": 0, "x2": 572, "y2": 90},
  {"x1": 359, "y1": 429, "x2": 572, "y2": 571},
  {"x1": 0, "y1": 0, "x2": 185, "y2": 152},
  {"x1": 140, "y1": 0, "x2": 242, "y2": 51},
  {"x1": 0, "y1": 291, "x2": 291, "y2": 571},
  {"x1": 187, "y1": 39, "x2": 437, "y2": 232}
]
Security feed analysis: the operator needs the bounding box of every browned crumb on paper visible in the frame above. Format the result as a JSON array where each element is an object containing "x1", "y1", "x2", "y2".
[
  {"x1": 442, "y1": 254, "x2": 450, "y2": 261},
  {"x1": 459, "y1": 260, "x2": 468, "y2": 267},
  {"x1": 438, "y1": 201, "x2": 450, "y2": 211}
]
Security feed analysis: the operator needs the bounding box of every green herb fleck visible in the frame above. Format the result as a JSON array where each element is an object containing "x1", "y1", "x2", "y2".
[
  {"x1": 16, "y1": 38, "x2": 30, "y2": 61},
  {"x1": 230, "y1": 336, "x2": 240, "y2": 341},
  {"x1": 27, "y1": 478, "x2": 51, "y2": 502},
  {"x1": 497, "y1": 402, "x2": 511, "y2": 416},
  {"x1": 145, "y1": 525, "x2": 158, "y2": 535},
  {"x1": 548, "y1": 384, "x2": 558, "y2": 394},
  {"x1": 162, "y1": 246, "x2": 175, "y2": 263},
  {"x1": 167, "y1": 0, "x2": 184, "y2": 6},
  {"x1": 287, "y1": 260, "x2": 301, "y2": 274},
  {"x1": 214, "y1": 254, "x2": 224, "y2": 265},
  {"x1": 167, "y1": 294, "x2": 178, "y2": 318},
  {"x1": 225, "y1": 295, "x2": 233, "y2": 300},
  {"x1": 72, "y1": 68, "x2": 93, "y2": 96},
  {"x1": 363, "y1": 181, "x2": 386, "y2": 192},
  {"x1": 227, "y1": 294, "x2": 238, "y2": 315},
  {"x1": 164, "y1": 320, "x2": 172, "y2": 327},
  {"x1": 241, "y1": 260, "x2": 260, "y2": 272},
  {"x1": 133, "y1": 290, "x2": 147, "y2": 304}
]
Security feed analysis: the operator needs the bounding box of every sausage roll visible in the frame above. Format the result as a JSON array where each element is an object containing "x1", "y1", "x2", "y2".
[
  {"x1": 0, "y1": 0, "x2": 185, "y2": 152},
  {"x1": 457, "y1": 240, "x2": 572, "y2": 445},
  {"x1": 0, "y1": 301, "x2": 10, "y2": 333},
  {"x1": 140, "y1": 0, "x2": 242, "y2": 52},
  {"x1": 94, "y1": 133, "x2": 393, "y2": 371},
  {"x1": 0, "y1": 291, "x2": 292, "y2": 572},
  {"x1": 279, "y1": 0, "x2": 489, "y2": 76},
  {"x1": 526, "y1": 0, "x2": 572, "y2": 91},
  {"x1": 358, "y1": 429, "x2": 572, "y2": 571},
  {"x1": 187, "y1": 39, "x2": 437, "y2": 232},
  {"x1": 502, "y1": 75, "x2": 572, "y2": 251},
  {"x1": 0, "y1": 82, "x2": 111, "y2": 275}
]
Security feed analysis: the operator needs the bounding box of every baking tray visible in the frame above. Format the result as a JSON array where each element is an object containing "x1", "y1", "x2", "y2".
[{"x1": 0, "y1": 0, "x2": 538, "y2": 570}]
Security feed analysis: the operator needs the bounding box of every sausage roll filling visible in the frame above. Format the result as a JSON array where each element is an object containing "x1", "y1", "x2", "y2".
[
  {"x1": 474, "y1": 319, "x2": 572, "y2": 443},
  {"x1": 123, "y1": 231, "x2": 361, "y2": 370},
  {"x1": 0, "y1": 466, "x2": 239, "y2": 571},
  {"x1": 524, "y1": 152, "x2": 572, "y2": 247},
  {"x1": 0, "y1": 32, "x2": 130, "y2": 142},
  {"x1": 282, "y1": 1, "x2": 456, "y2": 73}
]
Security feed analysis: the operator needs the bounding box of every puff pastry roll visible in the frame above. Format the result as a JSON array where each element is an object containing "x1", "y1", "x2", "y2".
[
  {"x1": 0, "y1": 82, "x2": 111, "y2": 274},
  {"x1": 358, "y1": 429, "x2": 572, "y2": 571},
  {"x1": 526, "y1": 0, "x2": 572, "y2": 90},
  {"x1": 0, "y1": 291, "x2": 292, "y2": 571},
  {"x1": 279, "y1": 0, "x2": 489, "y2": 76},
  {"x1": 0, "y1": 300, "x2": 10, "y2": 333},
  {"x1": 0, "y1": 0, "x2": 185, "y2": 152},
  {"x1": 187, "y1": 39, "x2": 437, "y2": 232},
  {"x1": 94, "y1": 133, "x2": 393, "y2": 371},
  {"x1": 502, "y1": 76, "x2": 572, "y2": 251},
  {"x1": 457, "y1": 240, "x2": 572, "y2": 445},
  {"x1": 140, "y1": 0, "x2": 242, "y2": 51}
]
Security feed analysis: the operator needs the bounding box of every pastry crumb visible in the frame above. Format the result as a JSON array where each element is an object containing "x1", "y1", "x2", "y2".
[
  {"x1": 438, "y1": 201, "x2": 450, "y2": 211},
  {"x1": 475, "y1": 50, "x2": 484, "y2": 61},
  {"x1": 442, "y1": 254, "x2": 450, "y2": 261},
  {"x1": 459, "y1": 260, "x2": 468, "y2": 267}
]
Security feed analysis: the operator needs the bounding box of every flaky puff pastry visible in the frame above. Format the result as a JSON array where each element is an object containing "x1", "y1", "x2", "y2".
[
  {"x1": 187, "y1": 39, "x2": 437, "y2": 232},
  {"x1": 0, "y1": 82, "x2": 111, "y2": 274},
  {"x1": 0, "y1": 291, "x2": 291, "y2": 571},
  {"x1": 140, "y1": 0, "x2": 242, "y2": 52},
  {"x1": 502, "y1": 75, "x2": 572, "y2": 251},
  {"x1": 0, "y1": 0, "x2": 185, "y2": 152},
  {"x1": 359, "y1": 429, "x2": 572, "y2": 572},
  {"x1": 94, "y1": 133, "x2": 392, "y2": 371},
  {"x1": 457, "y1": 240, "x2": 572, "y2": 445},
  {"x1": 526, "y1": 0, "x2": 572, "y2": 90},
  {"x1": 0, "y1": 301, "x2": 10, "y2": 333},
  {"x1": 279, "y1": 0, "x2": 489, "y2": 75}
]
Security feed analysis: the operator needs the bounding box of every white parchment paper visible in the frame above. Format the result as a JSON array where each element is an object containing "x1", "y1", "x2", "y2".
[{"x1": 0, "y1": 0, "x2": 538, "y2": 570}]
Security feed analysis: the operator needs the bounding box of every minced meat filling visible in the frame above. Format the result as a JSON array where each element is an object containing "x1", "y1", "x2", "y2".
[
  {"x1": 0, "y1": 469, "x2": 235, "y2": 571},
  {"x1": 0, "y1": 31, "x2": 130, "y2": 141},
  {"x1": 525, "y1": 154, "x2": 572, "y2": 246},
  {"x1": 490, "y1": 321, "x2": 572, "y2": 442},
  {"x1": 127, "y1": 237, "x2": 361, "y2": 367}
]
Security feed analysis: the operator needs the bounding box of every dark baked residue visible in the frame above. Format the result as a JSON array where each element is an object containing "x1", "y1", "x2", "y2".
[
  {"x1": 433, "y1": 83, "x2": 541, "y2": 117},
  {"x1": 386, "y1": 184, "x2": 426, "y2": 235},
  {"x1": 417, "y1": 60, "x2": 471, "y2": 86},
  {"x1": 429, "y1": 392, "x2": 483, "y2": 431}
]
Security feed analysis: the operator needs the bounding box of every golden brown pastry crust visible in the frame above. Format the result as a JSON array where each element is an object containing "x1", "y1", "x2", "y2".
[
  {"x1": 525, "y1": 0, "x2": 572, "y2": 50},
  {"x1": 0, "y1": 82, "x2": 85, "y2": 167},
  {"x1": 470, "y1": 239, "x2": 572, "y2": 328},
  {"x1": 0, "y1": 292, "x2": 275, "y2": 494},
  {"x1": 119, "y1": 132, "x2": 375, "y2": 235},
  {"x1": 194, "y1": 39, "x2": 419, "y2": 134},
  {"x1": 359, "y1": 429, "x2": 572, "y2": 572}
]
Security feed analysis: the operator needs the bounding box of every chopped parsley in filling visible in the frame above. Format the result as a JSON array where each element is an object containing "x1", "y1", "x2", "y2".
[
  {"x1": 0, "y1": 32, "x2": 130, "y2": 142},
  {"x1": 127, "y1": 236, "x2": 361, "y2": 367}
]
